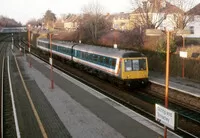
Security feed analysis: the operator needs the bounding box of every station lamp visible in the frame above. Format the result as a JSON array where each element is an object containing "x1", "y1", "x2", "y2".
[
  {"x1": 176, "y1": 29, "x2": 191, "y2": 78},
  {"x1": 146, "y1": 28, "x2": 171, "y2": 138}
]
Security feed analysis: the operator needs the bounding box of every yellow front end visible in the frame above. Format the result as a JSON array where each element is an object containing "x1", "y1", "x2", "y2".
[{"x1": 121, "y1": 57, "x2": 148, "y2": 80}]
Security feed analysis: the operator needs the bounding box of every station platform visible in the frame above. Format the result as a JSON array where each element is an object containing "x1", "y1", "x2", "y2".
[
  {"x1": 149, "y1": 71, "x2": 200, "y2": 98},
  {"x1": 12, "y1": 52, "x2": 182, "y2": 137}
]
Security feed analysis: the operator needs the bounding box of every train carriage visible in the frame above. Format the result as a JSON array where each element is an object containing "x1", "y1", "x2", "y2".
[
  {"x1": 37, "y1": 39, "x2": 75, "y2": 60},
  {"x1": 72, "y1": 44, "x2": 119, "y2": 76},
  {"x1": 37, "y1": 38, "x2": 148, "y2": 86}
]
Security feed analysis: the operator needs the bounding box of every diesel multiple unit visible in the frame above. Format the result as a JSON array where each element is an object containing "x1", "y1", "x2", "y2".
[{"x1": 37, "y1": 38, "x2": 149, "y2": 87}]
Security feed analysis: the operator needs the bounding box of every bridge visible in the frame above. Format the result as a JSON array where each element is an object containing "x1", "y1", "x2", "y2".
[{"x1": 0, "y1": 27, "x2": 27, "y2": 33}]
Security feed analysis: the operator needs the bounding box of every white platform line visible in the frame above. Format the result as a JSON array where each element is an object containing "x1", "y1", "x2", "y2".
[
  {"x1": 1, "y1": 56, "x2": 5, "y2": 138},
  {"x1": 7, "y1": 56, "x2": 21, "y2": 138},
  {"x1": 150, "y1": 80, "x2": 200, "y2": 98}
]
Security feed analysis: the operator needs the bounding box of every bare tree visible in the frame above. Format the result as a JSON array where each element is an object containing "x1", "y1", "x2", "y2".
[
  {"x1": 168, "y1": 0, "x2": 195, "y2": 29},
  {"x1": 130, "y1": 0, "x2": 195, "y2": 30},
  {"x1": 130, "y1": 0, "x2": 168, "y2": 29},
  {"x1": 80, "y1": 1, "x2": 111, "y2": 44}
]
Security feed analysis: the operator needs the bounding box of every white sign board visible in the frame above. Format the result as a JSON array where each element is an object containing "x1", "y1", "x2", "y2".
[
  {"x1": 179, "y1": 51, "x2": 187, "y2": 58},
  {"x1": 20, "y1": 48, "x2": 22, "y2": 51},
  {"x1": 114, "y1": 44, "x2": 117, "y2": 48},
  {"x1": 155, "y1": 104, "x2": 176, "y2": 130},
  {"x1": 49, "y1": 58, "x2": 53, "y2": 65},
  {"x1": 28, "y1": 47, "x2": 31, "y2": 52}
]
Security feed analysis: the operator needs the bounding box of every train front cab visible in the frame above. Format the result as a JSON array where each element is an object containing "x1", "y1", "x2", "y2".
[{"x1": 121, "y1": 57, "x2": 148, "y2": 87}]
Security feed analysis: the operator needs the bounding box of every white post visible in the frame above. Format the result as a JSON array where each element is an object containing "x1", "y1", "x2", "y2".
[
  {"x1": 113, "y1": 44, "x2": 117, "y2": 48},
  {"x1": 12, "y1": 37, "x2": 14, "y2": 50}
]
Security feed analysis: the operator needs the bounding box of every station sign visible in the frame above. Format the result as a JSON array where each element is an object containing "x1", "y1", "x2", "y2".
[
  {"x1": 155, "y1": 104, "x2": 177, "y2": 130},
  {"x1": 179, "y1": 51, "x2": 187, "y2": 58}
]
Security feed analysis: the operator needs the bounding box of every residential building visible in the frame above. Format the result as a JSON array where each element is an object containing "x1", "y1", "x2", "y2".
[
  {"x1": 130, "y1": 0, "x2": 183, "y2": 30},
  {"x1": 64, "y1": 14, "x2": 80, "y2": 31},
  {"x1": 111, "y1": 12, "x2": 130, "y2": 30},
  {"x1": 186, "y1": 3, "x2": 200, "y2": 38},
  {"x1": 54, "y1": 19, "x2": 65, "y2": 30}
]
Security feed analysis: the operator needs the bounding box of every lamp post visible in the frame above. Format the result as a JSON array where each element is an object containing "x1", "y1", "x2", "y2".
[
  {"x1": 146, "y1": 29, "x2": 170, "y2": 138},
  {"x1": 182, "y1": 36, "x2": 185, "y2": 78},
  {"x1": 146, "y1": 28, "x2": 191, "y2": 138},
  {"x1": 111, "y1": 28, "x2": 117, "y2": 48},
  {"x1": 164, "y1": 30, "x2": 170, "y2": 138},
  {"x1": 49, "y1": 33, "x2": 54, "y2": 89},
  {"x1": 28, "y1": 24, "x2": 32, "y2": 67},
  {"x1": 176, "y1": 29, "x2": 191, "y2": 78}
]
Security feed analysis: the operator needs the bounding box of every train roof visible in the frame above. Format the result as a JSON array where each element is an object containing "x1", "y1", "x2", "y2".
[
  {"x1": 38, "y1": 38, "x2": 75, "y2": 47},
  {"x1": 38, "y1": 38, "x2": 145, "y2": 58},
  {"x1": 74, "y1": 44, "x2": 144, "y2": 58}
]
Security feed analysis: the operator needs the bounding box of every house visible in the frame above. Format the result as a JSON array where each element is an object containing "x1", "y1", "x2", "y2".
[
  {"x1": 186, "y1": 3, "x2": 200, "y2": 38},
  {"x1": 54, "y1": 14, "x2": 81, "y2": 31},
  {"x1": 64, "y1": 14, "x2": 80, "y2": 31},
  {"x1": 54, "y1": 19, "x2": 65, "y2": 30},
  {"x1": 111, "y1": 12, "x2": 130, "y2": 31},
  {"x1": 130, "y1": 0, "x2": 183, "y2": 30}
]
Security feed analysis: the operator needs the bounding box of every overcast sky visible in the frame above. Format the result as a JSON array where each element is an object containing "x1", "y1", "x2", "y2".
[{"x1": 0, "y1": 0, "x2": 199, "y2": 24}]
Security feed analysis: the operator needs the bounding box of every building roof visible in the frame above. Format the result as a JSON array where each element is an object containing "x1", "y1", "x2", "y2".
[
  {"x1": 187, "y1": 3, "x2": 200, "y2": 15},
  {"x1": 160, "y1": 2, "x2": 183, "y2": 14},
  {"x1": 54, "y1": 22, "x2": 64, "y2": 29},
  {"x1": 132, "y1": 0, "x2": 183, "y2": 14},
  {"x1": 113, "y1": 12, "x2": 130, "y2": 19},
  {"x1": 65, "y1": 14, "x2": 80, "y2": 22},
  {"x1": 105, "y1": 12, "x2": 130, "y2": 21}
]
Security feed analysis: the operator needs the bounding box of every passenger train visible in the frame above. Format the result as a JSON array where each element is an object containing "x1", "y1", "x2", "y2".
[{"x1": 37, "y1": 38, "x2": 149, "y2": 87}]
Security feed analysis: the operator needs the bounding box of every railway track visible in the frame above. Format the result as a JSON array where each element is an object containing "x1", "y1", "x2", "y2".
[
  {"x1": 0, "y1": 42, "x2": 5, "y2": 138},
  {"x1": 2, "y1": 38, "x2": 72, "y2": 138},
  {"x1": 3, "y1": 55, "x2": 18, "y2": 138},
  {"x1": 19, "y1": 40, "x2": 200, "y2": 137},
  {"x1": 0, "y1": 41, "x2": 17, "y2": 138}
]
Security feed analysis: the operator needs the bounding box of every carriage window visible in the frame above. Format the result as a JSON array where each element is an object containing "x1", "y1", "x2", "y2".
[
  {"x1": 99, "y1": 56, "x2": 103, "y2": 63},
  {"x1": 132, "y1": 60, "x2": 139, "y2": 71},
  {"x1": 52, "y1": 44, "x2": 57, "y2": 51},
  {"x1": 124, "y1": 59, "x2": 146, "y2": 71},
  {"x1": 80, "y1": 51, "x2": 83, "y2": 58},
  {"x1": 77, "y1": 51, "x2": 80, "y2": 57},
  {"x1": 111, "y1": 59, "x2": 116, "y2": 69},
  {"x1": 139, "y1": 59, "x2": 146, "y2": 70},
  {"x1": 124, "y1": 59, "x2": 132, "y2": 71},
  {"x1": 88, "y1": 54, "x2": 92, "y2": 61},
  {"x1": 85, "y1": 53, "x2": 88, "y2": 60},
  {"x1": 93, "y1": 55, "x2": 98, "y2": 62},
  {"x1": 105, "y1": 57, "x2": 110, "y2": 66},
  {"x1": 82, "y1": 52, "x2": 85, "y2": 59}
]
